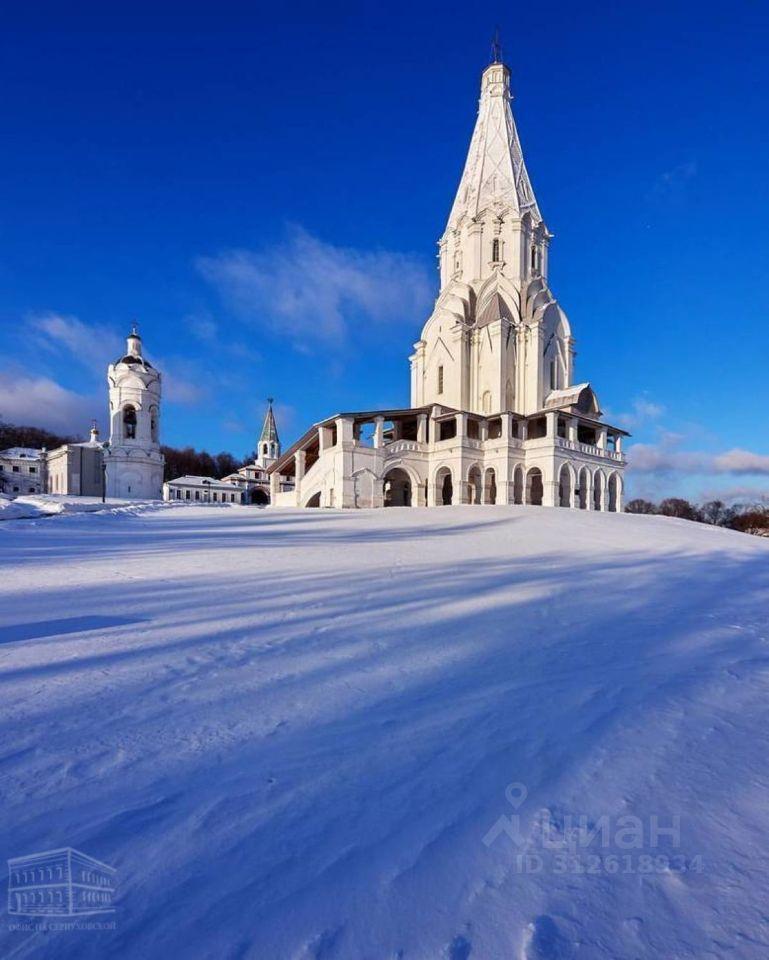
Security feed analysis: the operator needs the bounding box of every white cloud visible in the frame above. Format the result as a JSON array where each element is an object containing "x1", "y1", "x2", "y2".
[
  {"x1": 31, "y1": 312, "x2": 206, "y2": 408},
  {"x1": 32, "y1": 312, "x2": 122, "y2": 370},
  {"x1": 154, "y1": 357, "x2": 207, "y2": 406},
  {"x1": 0, "y1": 371, "x2": 103, "y2": 436},
  {"x1": 628, "y1": 436, "x2": 769, "y2": 477},
  {"x1": 712, "y1": 449, "x2": 769, "y2": 475},
  {"x1": 611, "y1": 396, "x2": 665, "y2": 432},
  {"x1": 187, "y1": 314, "x2": 219, "y2": 342},
  {"x1": 198, "y1": 226, "x2": 434, "y2": 351}
]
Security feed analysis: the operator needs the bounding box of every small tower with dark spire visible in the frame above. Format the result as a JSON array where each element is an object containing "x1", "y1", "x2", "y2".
[{"x1": 256, "y1": 398, "x2": 280, "y2": 468}]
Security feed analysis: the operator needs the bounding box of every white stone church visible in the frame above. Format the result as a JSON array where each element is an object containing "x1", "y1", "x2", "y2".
[
  {"x1": 268, "y1": 52, "x2": 627, "y2": 510},
  {"x1": 42, "y1": 326, "x2": 165, "y2": 500}
]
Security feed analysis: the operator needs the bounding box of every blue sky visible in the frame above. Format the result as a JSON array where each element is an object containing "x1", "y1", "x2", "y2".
[{"x1": 1, "y1": 1, "x2": 768, "y2": 501}]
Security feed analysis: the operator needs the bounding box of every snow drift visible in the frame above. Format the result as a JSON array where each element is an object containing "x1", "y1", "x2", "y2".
[{"x1": 1, "y1": 505, "x2": 768, "y2": 959}]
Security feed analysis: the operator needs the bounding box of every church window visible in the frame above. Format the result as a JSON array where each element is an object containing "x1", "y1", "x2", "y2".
[
  {"x1": 482, "y1": 390, "x2": 492, "y2": 413},
  {"x1": 531, "y1": 246, "x2": 537, "y2": 270},
  {"x1": 437, "y1": 365, "x2": 444, "y2": 394},
  {"x1": 123, "y1": 405, "x2": 137, "y2": 440},
  {"x1": 492, "y1": 238, "x2": 500, "y2": 262},
  {"x1": 150, "y1": 406, "x2": 158, "y2": 443},
  {"x1": 550, "y1": 359, "x2": 557, "y2": 390}
]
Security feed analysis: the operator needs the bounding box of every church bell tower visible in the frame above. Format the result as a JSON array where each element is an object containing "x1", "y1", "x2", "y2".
[{"x1": 104, "y1": 326, "x2": 165, "y2": 499}]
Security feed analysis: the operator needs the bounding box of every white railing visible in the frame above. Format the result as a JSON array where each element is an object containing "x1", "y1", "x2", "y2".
[
  {"x1": 555, "y1": 437, "x2": 624, "y2": 461},
  {"x1": 385, "y1": 439, "x2": 424, "y2": 455}
]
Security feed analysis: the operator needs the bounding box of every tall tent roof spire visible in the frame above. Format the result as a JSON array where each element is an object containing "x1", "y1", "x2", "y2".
[
  {"x1": 443, "y1": 49, "x2": 543, "y2": 237},
  {"x1": 259, "y1": 398, "x2": 279, "y2": 445}
]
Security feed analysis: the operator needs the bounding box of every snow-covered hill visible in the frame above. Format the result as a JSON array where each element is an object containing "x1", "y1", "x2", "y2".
[{"x1": 1, "y1": 505, "x2": 768, "y2": 959}]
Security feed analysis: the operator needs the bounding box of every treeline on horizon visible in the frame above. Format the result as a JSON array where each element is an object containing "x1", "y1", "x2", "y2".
[
  {"x1": 625, "y1": 497, "x2": 769, "y2": 536},
  {"x1": 0, "y1": 420, "x2": 250, "y2": 482}
]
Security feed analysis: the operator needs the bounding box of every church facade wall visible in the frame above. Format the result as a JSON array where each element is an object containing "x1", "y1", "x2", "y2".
[{"x1": 272, "y1": 409, "x2": 624, "y2": 512}]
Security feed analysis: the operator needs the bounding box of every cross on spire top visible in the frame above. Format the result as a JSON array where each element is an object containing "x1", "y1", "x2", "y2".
[{"x1": 490, "y1": 27, "x2": 502, "y2": 64}]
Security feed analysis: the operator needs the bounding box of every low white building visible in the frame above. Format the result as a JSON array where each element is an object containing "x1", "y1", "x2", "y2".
[
  {"x1": 0, "y1": 448, "x2": 45, "y2": 496},
  {"x1": 163, "y1": 475, "x2": 244, "y2": 504},
  {"x1": 45, "y1": 425, "x2": 105, "y2": 497},
  {"x1": 269, "y1": 51, "x2": 627, "y2": 511}
]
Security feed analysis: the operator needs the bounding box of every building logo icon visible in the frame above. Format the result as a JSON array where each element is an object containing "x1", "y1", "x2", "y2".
[{"x1": 7, "y1": 848, "x2": 116, "y2": 917}]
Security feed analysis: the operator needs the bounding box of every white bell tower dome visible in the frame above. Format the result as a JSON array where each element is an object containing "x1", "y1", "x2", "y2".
[{"x1": 104, "y1": 325, "x2": 165, "y2": 499}]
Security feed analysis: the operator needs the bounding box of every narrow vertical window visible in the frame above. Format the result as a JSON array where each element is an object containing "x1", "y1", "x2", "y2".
[
  {"x1": 123, "y1": 405, "x2": 137, "y2": 440},
  {"x1": 492, "y1": 238, "x2": 500, "y2": 262},
  {"x1": 550, "y1": 359, "x2": 557, "y2": 390},
  {"x1": 438, "y1": 365, "x2": 444, "y2": 394},
  {"x1": 531, "y1": 246, "x2": 537, "y2": 269}
]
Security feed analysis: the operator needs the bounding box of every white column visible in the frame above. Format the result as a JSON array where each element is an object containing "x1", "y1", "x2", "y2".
[
  {"x1": 417, "y1": 414, "x2": 428, "y2": 444},
  {"x1": 542, "y1": 463, "x2": 558, "y2": 507},
  {"x1": 597, "y1": 426, "x2": 608, "y2": 450},
  {"x1": 294, "y1": 450, "x2": 306, "y2": 481},
  {"x1": 568, "y1": 417, "x2": 578, "y2": 443},
  {"x1": 546, "y1": 411, "x2": 558, "y2": 439},
  {"x1": 336, "y1": 417, "x2": 355, "y2": 446},
  {"x1": 373, "y1": 417, "x2": 385, "y2": 449}
]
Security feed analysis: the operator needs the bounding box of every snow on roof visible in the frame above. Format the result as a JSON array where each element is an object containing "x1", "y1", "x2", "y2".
[
  {"x1": 165, "y1": 475, "x2": 238, "y2": 490},
  {"x1": 0, "y1": 447, "x2": 43, "y2": 459},
  {"x1": 545, "y1": 383, "x2": 590, "y2": 403}
]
